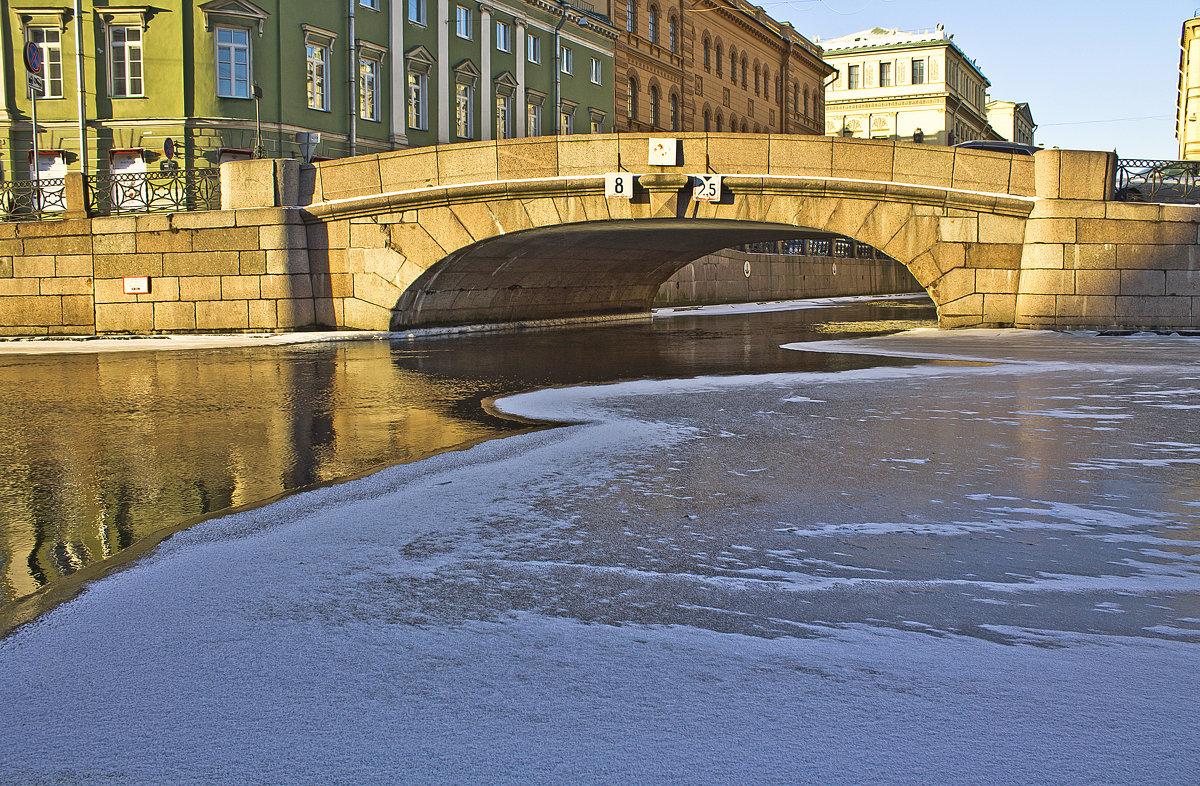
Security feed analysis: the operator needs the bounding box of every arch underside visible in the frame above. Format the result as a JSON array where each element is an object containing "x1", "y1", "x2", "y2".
[{"x1": 392, "y1": 219, "x2": 850, "y2": 329}]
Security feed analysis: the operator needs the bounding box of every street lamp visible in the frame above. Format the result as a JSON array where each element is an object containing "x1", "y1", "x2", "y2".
[{"x1": 252, "y1": 83, "x2": 264, "y2": 158}]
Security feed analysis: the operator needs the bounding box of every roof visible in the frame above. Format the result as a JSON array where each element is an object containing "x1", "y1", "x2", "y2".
[{"x1": 820, "y1": 25, "x2": 988, "y2": 83}]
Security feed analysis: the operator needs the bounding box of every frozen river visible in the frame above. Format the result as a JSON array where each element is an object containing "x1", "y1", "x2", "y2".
[{"x1": 2, "y1": 319, "x2": 1199, "y2": 783}]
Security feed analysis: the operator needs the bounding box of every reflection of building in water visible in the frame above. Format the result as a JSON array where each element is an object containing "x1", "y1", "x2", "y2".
[{"x1": 0, "y1": 344, "x2": 504, "y2": 606}]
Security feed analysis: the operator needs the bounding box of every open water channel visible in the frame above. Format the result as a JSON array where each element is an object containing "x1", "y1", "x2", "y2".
[{"x1": 0, "y1": 297, "x2": 933, "y2": 617}]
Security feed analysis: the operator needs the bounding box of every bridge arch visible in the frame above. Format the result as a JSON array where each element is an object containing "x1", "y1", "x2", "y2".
[{"x1": 300, "y1": 133, "x2": 1040, "y2": 330}]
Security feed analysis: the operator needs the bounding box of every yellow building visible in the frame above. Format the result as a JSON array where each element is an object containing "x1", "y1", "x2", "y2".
[
  {"x1": 986, "y1": 100, "x2": 1036, "y2": 146},
  {"x1": 820, "y1": 26, "x2": 1000, "y2": 146},
  {"x1": 1178, "y1": 16, "x2": 1200, "y2": 160}
]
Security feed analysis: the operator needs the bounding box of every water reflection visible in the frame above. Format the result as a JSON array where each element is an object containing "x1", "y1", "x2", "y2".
[{"x1": 0, "y1": 299, "x2": 935, "y2": 608}]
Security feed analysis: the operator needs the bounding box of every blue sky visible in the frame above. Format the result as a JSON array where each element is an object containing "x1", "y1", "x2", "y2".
[{"x1": 758, "y1": 0, "x2": 1192, "y2": 159}]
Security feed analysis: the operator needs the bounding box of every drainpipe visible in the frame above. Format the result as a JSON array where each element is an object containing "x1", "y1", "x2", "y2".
[
  {"x1": 349, "y1": 0, "x2": 357, "y2": 156},
  {"x1": 74, "y1": 0, "x2": 86, "y2": 176},
  {"x1": 553, "y1": 2, "x2": 567, "y2": 135}
]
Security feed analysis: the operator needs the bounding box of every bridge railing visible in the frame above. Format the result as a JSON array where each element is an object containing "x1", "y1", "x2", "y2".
[
  {"x1": 0, "y1": 178, "x2": 68, "y2": 222},
  {"x1": 1115, "y1": 158, "x2": 1200, "y2": 204},
  {"x1": 739, "y1": 238, "x2": 894, "y2": 261},
  {"x1": 0, "y1": 167, "x2": 221, "y2": 222},
  {"x1": 85, "y1": 168, "x2": 221, "y2": 217}
]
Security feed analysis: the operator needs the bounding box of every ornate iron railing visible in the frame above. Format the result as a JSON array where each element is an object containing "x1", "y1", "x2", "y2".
[
  {"x1": 0, "y1": 178, "x2": 67, "y2": 221},
  {"x1": 85, "y1": 168, "x2": 221, "y2": 216},
  {"x1": 1115, "y1": 158, "x2": 1200, "y2": 204}
]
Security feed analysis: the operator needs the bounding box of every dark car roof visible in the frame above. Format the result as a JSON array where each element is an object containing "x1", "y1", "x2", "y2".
[{"x1": 953, "y1": 140, "x2": 1039, "y2": 156}]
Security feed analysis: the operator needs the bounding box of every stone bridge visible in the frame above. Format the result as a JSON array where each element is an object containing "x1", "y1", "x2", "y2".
[{"x1": 5, "y1": 133, "x2": 1200, "y2": 335}]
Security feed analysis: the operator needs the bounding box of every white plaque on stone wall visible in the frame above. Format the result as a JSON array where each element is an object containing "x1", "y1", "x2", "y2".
[
  {"x1": 605, "y1": 173, "x2": 636, "y2": 199},
  {"x1": 648, "y1": 138, "x2": 680, "y2": 166},
  {"x1": 123, "y1": 276, "x2": 150, "y2": 295},
  {"x1": 692, "y1": 174, "x2": 722, "y2": 202}
]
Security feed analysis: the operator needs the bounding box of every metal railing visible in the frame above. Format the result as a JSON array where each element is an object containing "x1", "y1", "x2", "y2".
[
  {"x1": 85, "y1": 168, "x2": 221, "y2": 216},
  {"x1": 0, "y1": 178, "x2": 67, "y2": 221},
  {"x1": 1115, "y1": 158, "x2": 1200, "y2": 204},
  {"x1": 739, "y1": 238, "x2": 892, "y2": 261}
]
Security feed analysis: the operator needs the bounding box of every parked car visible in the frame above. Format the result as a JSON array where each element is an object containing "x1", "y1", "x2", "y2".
[{"x1": 953, "y1": 140, "x2": 1039, "y2": 156}]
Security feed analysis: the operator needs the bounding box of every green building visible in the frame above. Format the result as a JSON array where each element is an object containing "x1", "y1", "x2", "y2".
[{"x1": 0, "y1": 0, "x2": 617, "y2": 185}]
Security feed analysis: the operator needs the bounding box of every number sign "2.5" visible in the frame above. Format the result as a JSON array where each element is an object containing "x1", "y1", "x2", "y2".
[
  {"x1": 605, "y1": 173, "x2": 636, "y2": 199},
  {"x1": 692, "y1": 174, "x2": 722, "y2": 202}
]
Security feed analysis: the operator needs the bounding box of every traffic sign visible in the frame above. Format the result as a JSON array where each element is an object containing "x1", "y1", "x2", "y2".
[
  {"x1": 24, "y1": 41, "x2": 42, "y2": 74},
  {"x1": 692, "y1": 174, "x2": 722, "y2": 202},
  {"x1": 26, "y1": 73, "x2": 44, "y2": 96},
  {"x1": 163, "y1": 138, "x2": 176, "y2": 160}
]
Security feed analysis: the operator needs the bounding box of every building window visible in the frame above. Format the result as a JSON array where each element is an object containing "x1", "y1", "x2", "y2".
[
  {"x1": 762, "y1": 67, "x2": 769, "y2": 100},
  {"x1": 559, "y1": 45, "x2": 572, "y2": 75},
  {"x1": 108, "y1": 26, "x2": 144, "y2": 97},
  {"x1": 306, "y1": 43, "x2": 330, "y2": 110},
  {"x1": 590, "y1": 116, "x2": 603, "y2": 133},
  {"x1": 456, "y1": 82, "x2": 475, "y2": 138},
  {"x1": 409, "y1": 0, "x2": 427, "y2": 25},
  {"x1": 741, "y1": 56, "x2": 747, "y2": 88},
  {"x1": 527, "y1": 34, "x2": 541, "y2": 64},
  {"x1": 27, "y1": 28, "x2": 63, "y2": 99},
  {"x1": 669, "y1": 15, "x2": 678, "y2": 52},
  {"x1": 669, "y1": 93, "x2": 678, "y2": 131},
  {"x1": 628, "y1": 77, "x2": 638, "y2": 121},
  {"x1": 847, "y1": 64, "x2": 859, "y2": 90},
  {"x1": 359, "y1": 56, "x2": 380, "y2": 121},
  {"x1": 703, "y1": 108, "x2": 710, "y2": 131},
  {"x1": 456, "y1": 6, "x2": 472, "y2": 39},
  {"x1": 590, "y1": 57, "x2": 602, "y2": 85},
  {"x1": 729, "y1": 48, "x2": 736, "y2": 83},
  {"x1": 407, "y1": 71, "x2": 427, "y2": 129},
  {"x1": 647, "y1": 5, "x2": 657, "y2": 43},
  {"x1": 803, "y1": 86, "x2": 809, "y2": 117},
  {"x1": 215, "y1": 26, "x2": 251, "y2": 98},
  {"x1": 560, "y1": 103, "x2": 574, "y2": 134},
  {"x1": 527, "y1": 99, "x2": 542, "y2": 135},
  {"x1": 626, "y1": 0, "x2": 636, "y2": 34},
  {"x1": 754, "y1": 65, "x2": 760, "y2": 95},
  {"x1": 496, "y1": 21, "x2": 511, "y2": 52},
  {"x1": 912, "y1": 58, "x2": 925, "y2": 85},
  {"x1": 715, "y1": 43, "x2": 722, "y2": 77},
  {"x1": 703, "y1": 36, "x2": 711, "y2": 71},
  {"x1": 649, "y1": 84, "x2": 659, "y2": 127},
  {"x1": 496, "y1": 93, "x2": 513, "y2": 138},
  {"x1": 879, "y1": 61, "x2": 891, "y2": 87},
  {"x1": 361, "y1": 0, "x2": 379, "y2": 7}
]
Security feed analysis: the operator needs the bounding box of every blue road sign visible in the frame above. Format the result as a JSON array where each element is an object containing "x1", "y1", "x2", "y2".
[{"x1": 24, "y1": 41, "x2": 42, "y2": 74}]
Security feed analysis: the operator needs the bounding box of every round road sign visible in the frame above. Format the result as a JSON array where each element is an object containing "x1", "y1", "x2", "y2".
[
  {"x1": 24, "y1": 41, "x2": 42, "y2": 74},
  {"x1": 163, "y1": 138, "x2": 176, "y2": 160}
]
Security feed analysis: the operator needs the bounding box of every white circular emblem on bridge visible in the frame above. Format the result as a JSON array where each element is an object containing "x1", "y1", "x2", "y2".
[{"x1": 743, "y1": 261, "x2": 751, "y2": 279}]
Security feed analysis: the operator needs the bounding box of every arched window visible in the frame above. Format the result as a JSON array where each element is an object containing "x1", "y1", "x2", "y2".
[
  {"x1": 669, "y1": 92, "x2": 678, "y2": 130},
  {"x1": 803, "y1": 86, "x2": 810, "y2": 117},
  {"x1": 729, "y1": 114, "x2": 738, "y2": 132},
  {"x1": 729, "y1": 48, "x2": 737, "y2": 83},
  {"x1": 702, "y1": 36, "x2": 711, "y2": 70},
  {"x1": 741, "y1": 56, "x2": 748, "y2": 87},
  {"x1": 715, "y1": 111, "x2": 723, "y2": 132},
  {"x1": 668, "y1": 15, "x2": 678, "y2": 52},
  {"x1": 626, "y1": 0, "x2": 636, "y2": 34},
  {"x1": 628, "y1": 76, "x2": 639, "y2": 121},
  {"x1": 715, "y1": 43, "x2": 723, "y2": 76},
  {"x1": 793, "y1": 82, "x2": 799, "y2": 113},
  {"x1": 762, "y1": 67, "x2": 769, "y2": 100},
  {"x1": 649, "y1": 84, "x2": 660, "y2": 126},
  {"x1": 647, "y1": 5, "x2": 658, "y2": 43},
  {"x1": 703, "y1": 107, "x2": 711, "y2": 131},
  {"x1": 754, "y1": 64, "x2": 760, "y2": 95}
]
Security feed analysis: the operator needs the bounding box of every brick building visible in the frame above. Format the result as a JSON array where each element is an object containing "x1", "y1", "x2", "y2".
[{"x1": 612, "y1": 0, "x2": 832, "y2": 134}]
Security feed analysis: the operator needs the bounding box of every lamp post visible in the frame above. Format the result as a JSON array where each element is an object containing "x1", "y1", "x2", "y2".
[{"x1": 252, "y1": 83, "x2": 264, "y2": 158}]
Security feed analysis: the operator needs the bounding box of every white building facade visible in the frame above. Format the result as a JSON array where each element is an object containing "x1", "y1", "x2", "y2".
[{"x1": 820, "y1": 26, "x2": 1002, "y2": 147}]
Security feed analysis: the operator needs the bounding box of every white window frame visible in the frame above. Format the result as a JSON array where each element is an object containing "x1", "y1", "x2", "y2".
[
  {"x1": 912, "y1": 58, "x2": 925, "y2": 85},
  {"x1": 409, "y1": 0, "x2": 427, "y2": 25},
  {"x1": 456, "y1": 6, "x2": 472, "y2": 40},
  {"x1": 496, "y1": 92, "x2": 513, "y2": 139},
  {"x1": 27, "y1": 27, "x2": 64, "y2": 99},
  {"x1": 559, "y1": 45, "x2": 572, "y2": 75},
  {"x1": 108, "y1": 24, "x2": 144, "y2": 98},
  {"x1": 215, "y1": 26, "x2": 252, "y2": 99},
  {"x1": 359, "y1": 53, "x2": 381, "y2": 121},
  {"x1": 408, "y1": 70, "x2": 428, "y2": 130},
  {"x1": 456, "y1": 82, "x2": 475, "y2": 138},
  {"x1": 496, "y1": 21, "x2": 511, "y2": 52},
  {"x1": 590, "y1": 57, "x2": 601, "y2": 86},
  {"x1": 306, "y1": 44, "x2": 330, "y2": 110},
  {"x1": 527, "y1": 34, "x2": 541, "y2": 64},
  {"x1": 360, "y1": 0, "x2": 380, "y2": 8}
]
